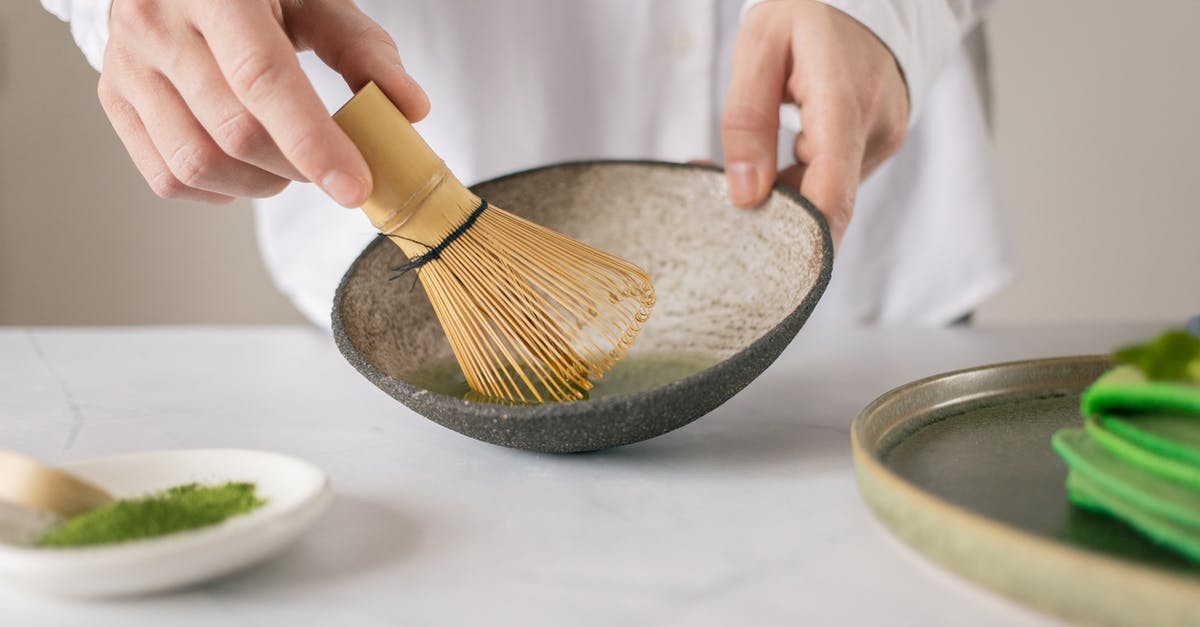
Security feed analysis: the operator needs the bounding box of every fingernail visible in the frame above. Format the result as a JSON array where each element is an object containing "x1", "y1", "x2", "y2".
[
  {"x1": 727, "y1": 162, "x2": 759, "y2": 207},
  {"x1": 321, "y1": 169, "x2": 368, "y2": 207}
]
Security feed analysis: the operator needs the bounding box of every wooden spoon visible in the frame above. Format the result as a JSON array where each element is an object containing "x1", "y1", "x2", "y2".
[{"x1": 0, "y1": 451, "x2": 113, "y2": 518}]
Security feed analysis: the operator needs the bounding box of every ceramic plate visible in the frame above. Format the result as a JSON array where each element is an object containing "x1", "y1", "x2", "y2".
[
  {"x1": 853, "y1": 356, "x2": 1200, "y2": 626},
  {"x1": 0, "y1": 449, "x2": 331, "y2": 598}
]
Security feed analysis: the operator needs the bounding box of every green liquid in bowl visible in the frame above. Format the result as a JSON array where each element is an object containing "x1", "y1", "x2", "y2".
[{"x1": 407, "y1": 353, "x2": 716, "y2": 404}]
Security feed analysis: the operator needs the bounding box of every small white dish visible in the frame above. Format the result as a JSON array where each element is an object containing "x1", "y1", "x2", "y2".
[{"x1": 0, "y1": 449, "x2": 331, "y2": 598}]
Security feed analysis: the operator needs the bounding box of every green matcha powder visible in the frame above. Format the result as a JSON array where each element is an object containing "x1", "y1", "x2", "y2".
[{"x1": 37, "y1": 482, "x2": 265, "y2": 548}]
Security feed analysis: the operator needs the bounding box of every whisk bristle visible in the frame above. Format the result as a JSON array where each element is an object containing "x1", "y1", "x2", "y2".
[
  {"x1": 332, "y1": 81, "x2": 654, "y2": 403},
  {"x1": 394, "y1": 196, "x2": 655, "y2": 403}
]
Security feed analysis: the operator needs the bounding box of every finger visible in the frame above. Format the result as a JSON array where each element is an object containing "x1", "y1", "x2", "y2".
[
  {"x1": 191, "y1": 1, "x2": 371, "y2": 207},
  {"x1": 776, "y1": 161, "x2": 807, "y2": 192},
  {"x1": 119, "y1": 69, "x2": 291, "y2": 198},
  {"x1": 860, "y1": 119, "x2": 908, "y2": 180},
  {"x1": 790, "y1": 96, "x2": 866, "y2": 246},
  {"x1": 158, "y1": 30, "x2": 307, "y2": 182},
  {"x1": 289, "y1": 0, "x2": 430, "y2": 122},
  {"x1": 98, "y1": 76, "x2": 234, "y2": 204},
  {"x1": 779, "y1": 160, "x2": 855, "y2": 248},
  {"x1": 721, "y1": 18, "x2": 789, "y2": 208}
]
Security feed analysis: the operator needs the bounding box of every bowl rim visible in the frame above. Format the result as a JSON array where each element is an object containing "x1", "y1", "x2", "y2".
[{"x1": 331, "y1": 159, "x2": 832, "y2": 418}]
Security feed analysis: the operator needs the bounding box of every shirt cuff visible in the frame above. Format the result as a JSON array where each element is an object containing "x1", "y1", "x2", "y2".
[
  {"x1": 741, "y1": 0, "x2": 976, "y2": 125},
  {"x1": 41, "y1": 0, "x2": 113, "y2": 72}
]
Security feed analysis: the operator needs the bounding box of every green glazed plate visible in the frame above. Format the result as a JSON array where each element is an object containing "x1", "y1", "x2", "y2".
[{"x1": 852, "y1": 356, "x2": 1200, "y2": 627}]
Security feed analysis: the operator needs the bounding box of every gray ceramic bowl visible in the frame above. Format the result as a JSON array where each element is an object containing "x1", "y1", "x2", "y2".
[{"x1": 332, "y1": 161, "x2": 832, "y2": 453}]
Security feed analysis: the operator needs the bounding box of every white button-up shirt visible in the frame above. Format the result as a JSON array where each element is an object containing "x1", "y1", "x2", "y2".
[{"x1": 44, "y1": 0, "x2": 1011, "y2": 327}]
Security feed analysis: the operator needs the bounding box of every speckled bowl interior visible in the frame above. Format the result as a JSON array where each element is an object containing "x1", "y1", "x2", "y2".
[{"x1": 333, "y1": 161, "x2": 832, "y2": 452}]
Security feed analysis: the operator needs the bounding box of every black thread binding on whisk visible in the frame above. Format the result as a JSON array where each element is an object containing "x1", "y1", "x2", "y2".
[{"x1": 384, "y1": 198, "x2": 489, "y2": 289}]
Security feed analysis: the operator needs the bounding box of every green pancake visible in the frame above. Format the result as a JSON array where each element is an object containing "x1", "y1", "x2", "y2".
[
  {"x1": 1085, "y1": 418, "x2": 1200, "y2": 491},
  {"x1": 1050, "y1": 332, "x2": 1200, "y2": 564},
  {"x1": 1098, "y1": 413, "x2": 1200, "y2": 468},
  {"x1": 1052, "y1": 427, "x2": 1200, "y2": 529},
  {"x1": 1077, "y1": 363, "x2": 1200, "y2": 488},
  {"x1": 1066, "y1": 470, "x2": 1200, "y2": 564},
  {"x1": 1081, "y1": 366, "x2": 1200, "y2": 419}
]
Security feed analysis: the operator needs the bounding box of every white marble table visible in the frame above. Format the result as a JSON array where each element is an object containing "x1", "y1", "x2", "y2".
[{"x1": 0, "y1": 323, "x2": 1166, "y2": 626}]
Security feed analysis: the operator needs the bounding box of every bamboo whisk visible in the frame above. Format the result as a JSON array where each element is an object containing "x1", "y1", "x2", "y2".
[{"x1": 333, "y1": 82, "x2": 655, "y2": 403}]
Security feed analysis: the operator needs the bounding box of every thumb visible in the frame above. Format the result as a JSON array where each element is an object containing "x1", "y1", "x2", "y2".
[
  {"x1": 721, "y1": 18, "x2": 788, "y2": 208},
  {"x1": 290, "y1": 1, "x2": 431, "y2": 122}
]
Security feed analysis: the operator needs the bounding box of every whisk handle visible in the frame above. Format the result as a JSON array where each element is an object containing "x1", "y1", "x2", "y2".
[{"x1": 332, "y1": 82, "x2": 454, "y2": 234}]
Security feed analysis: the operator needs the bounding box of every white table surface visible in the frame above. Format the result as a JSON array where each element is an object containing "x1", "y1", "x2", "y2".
[{"x1": 0, "y1": 323, "x2": 1166, "y2": 626}]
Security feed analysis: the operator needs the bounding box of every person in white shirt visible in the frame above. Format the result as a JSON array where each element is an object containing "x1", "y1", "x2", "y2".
[{"x1": 41, "y1": 0, "x2": 1011, "y2": 328}]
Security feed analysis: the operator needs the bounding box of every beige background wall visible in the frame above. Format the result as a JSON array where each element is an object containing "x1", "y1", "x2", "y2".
[
  {"x1": 980, "y1": 1, "x2": 1199, "y2": 324},
  {"x1": 1, "y1": 1, "x2": 1197, "y2": 326},
  {"x1": 0, "y1": 1, "x2": 304, "y2": 324}
]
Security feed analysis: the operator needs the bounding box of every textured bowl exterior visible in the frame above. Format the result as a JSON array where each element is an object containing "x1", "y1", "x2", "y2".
[{"x1": 332, "y1": 161, "x2": 832, "y2": 452}]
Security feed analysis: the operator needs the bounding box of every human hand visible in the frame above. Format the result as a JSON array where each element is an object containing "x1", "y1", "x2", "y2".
[
  {"x1": 722, "y1": 0, "x2": 909, "y2": 246},
  {"x1": 99, "y1": 0, "x2": 429, "y2": 206}
]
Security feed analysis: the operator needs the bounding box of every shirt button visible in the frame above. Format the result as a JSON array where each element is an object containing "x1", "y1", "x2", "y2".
[{"x1": 670, "y1": 30, "x2": 692, "y2": 56}]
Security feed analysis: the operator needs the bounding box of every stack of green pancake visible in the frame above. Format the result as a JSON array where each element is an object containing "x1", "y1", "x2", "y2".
[{"x1": 1052, "y1": 330, "x2": 1200, "y2": 563}]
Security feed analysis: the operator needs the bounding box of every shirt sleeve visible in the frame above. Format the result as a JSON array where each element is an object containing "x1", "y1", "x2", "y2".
[
  {"x1": 742, "y1": 0, "x2": 997, "y2": 125},
  {"x1": 40, "y1": 0, "x2": 113, "y2": 72}
]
